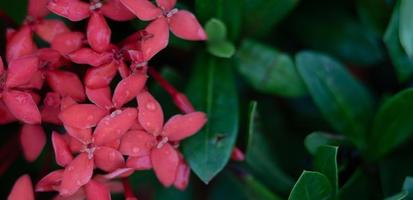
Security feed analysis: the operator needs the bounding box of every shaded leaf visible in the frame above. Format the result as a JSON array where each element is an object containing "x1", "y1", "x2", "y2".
[
  {"x1": 288, "y1": 171, "x2": 333, "y2": 200},
  {"x1": 236, "y1": 40, "x2": 306, "y2": 97},
  {"x1": 305, "y1": 132, "x2": 343, "y2": 155},
  {"x1": 295, "y1": 51, "x2": 374, "y2": 148},
  {"x1": 207, "y1": 40, "x2": 235, "y2": 58},
  {"x1": 399, "y1": 0, "x2": 413, "y2": 58},
  {"x1": 183, "y1": 53, "x2": 239, "y2": 183},
  {"x1": 314, "y1": 145, "x2": 338, "y2": 196}
]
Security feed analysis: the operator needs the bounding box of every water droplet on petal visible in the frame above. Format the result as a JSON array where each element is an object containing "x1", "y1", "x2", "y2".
[{"x1": 146, "y1": 102, "x2": 157, "y2": 111}]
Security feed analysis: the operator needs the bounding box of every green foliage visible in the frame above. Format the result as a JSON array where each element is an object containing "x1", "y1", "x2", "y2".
[
  {"x1": 314, "y1": 145, "x2": 339, "y2": 196},
  {"x1": 288, "y1": 171, "x2": 333, "y2": 200},
  {"x1": 236, "y1": 39, "x2": 306, "y2": 97},
  {"x1": 183, "y1": 53, "x2": 239, "y2": 183},
  {"x1": 205, "y1": 18, "x2": 236, "y2": 58},
  {"x1": 295, "y1": 51, "x2": 374, "y2": 149},
  {"x1": 305, "y1": 132, "x2": 343, "y2": 155}
]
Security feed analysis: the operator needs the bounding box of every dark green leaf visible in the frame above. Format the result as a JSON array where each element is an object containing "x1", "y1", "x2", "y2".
[
  {"x1": 384, "y1": 191, "x2": 408, "y2": 200},
  {"x1": 243, "y1": 175, "x2": 284, "y2": 200},
  {"x1": 314, "y1": 145, "x2": 338, "y2": 196},
  {"x1": 399, "y1": 0, "x2": 413, "y2": 58},
  {"x1": 384, "y1": 1, "x2": 413, "y2": 83},
  {"x1": 205, "y1": 18, "x2": 227, "y2": 42},
  {"x1": 207, "y1": 40, "x2": 236, "y2": 58},
  {"x1": 183, "y1": 53, "x2": 239, "y2": 183},
  {"x1": 289, "y1": 6, "x2": 384, "y2": 65},
  {"x1": 295, "y1": 51, "x2": 374, "y2": 149},
  {"x1": 356, "y1": 0, "x2": 391, "y2": 36},
  {"x1": 369, "y1": 88, "x2": 413, "y2": 159},
  {"x1": 0, "y1": 0, "x2": 27, "y2": 24},
  {"x1": 243, "y1": 0, "x2": 300, "y2": 37},
  {"x1": 339, "y1": 169, "x2": 379, "y2": 200},
  {"x1": 403, "y1": 177, "x2": 413, "y2": 199},
  {"x1": 305, "y1": 132, "x2": 344, "y2": 155},
  {"x1": 236, "y1": 40, "x2": 306, "y2": 97},
  {"x1": 246, "y1": 101, "x2": 295, "y2": 194},
  {"x1": 288, "y1": 171, "x2": 333, "y2": 200},
  {"x1": 196, "y1": 0, "x2": 242, "y2": 41}
]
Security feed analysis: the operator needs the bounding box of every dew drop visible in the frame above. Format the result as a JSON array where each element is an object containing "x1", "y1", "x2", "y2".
[
  {"x1": 145, "y1": 102, "x2": 157, "y2": 111},
  {"x1": 132, "y1": 147, "x2": 140, "y2": 154}
]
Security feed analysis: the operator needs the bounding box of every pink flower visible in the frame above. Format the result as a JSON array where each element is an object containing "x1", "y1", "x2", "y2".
[
  {"x1": 120, "y1": 91, "x2": 207, "y2": 188},
  {"x1": 120, "y1": 0, "x2": 207, "y2": 61},
  {"x1": 8, "y1": 174, "x2": 35, "y2": 200}
]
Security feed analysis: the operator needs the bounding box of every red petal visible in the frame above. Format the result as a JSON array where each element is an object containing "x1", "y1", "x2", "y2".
[
  {"x1": 118, "y1": 61, "x2": 130, "y2": 78},
  {"x1": 35, "y1": 19, "x2": 70, "y2": 43},
  {"x1": 87, "y1": 12, "x2": 111, "y2": 53},
  {"x1": 163, "y1": 112, "x2": 207, "y2": 141},
  {"x1": 119, "y1": 0, "x2": 161, "y2": 21},
  {"x1": 94, "y1": 108, "x2": 137, "y2": 146},
  {"x1": 86, "y1": 87, "x2": 113, "y2": 110},
  {"x1": 48, "y1": 0, "x2": 90, "y2": 21},
  {"x1": 84, "y1": 61, "x2": 117, "y2": 89},
  {"x1": 156, "y1": 0, "x2": 176, "y2": 11},
  {"x1": 59, "y1": 104, "x2": 107, "y2": 129},
  {"x1": 51, "y1": 32, "x2": 84, "y2": 55},
  {"x1": 112, "y1": 73, "x2": 147, "y2": 108},
  {"x1": 60, "y1": 153, "x2": 94, "y2": 196},
  {"x1": 141, "y1": 17, "x2": 169, "y2": 61},
  {"x1": 6, "y1": 55, "x2": 39, "y2": 88},
  {"x1": 17, "y1": 70, "x2": 45, "y2": 90},
  {"x1": 28, "y1": 0, "x2": 49, "y2": 18},
  {"x1": 102, "y1": 168, "x2": 134, "y2": 179},
  {"x1": 119, "y1": 130, "x2": 155, "y2": 157},
  {"x1": 151, "y1": 143, "x2": 179, "y2": 187},
  {"x1": 130, "y1": 116, "x2": 144, "y2": 131},
  {"x1": 174, "y1": 159, "x2": 190, "y2": 190},
  {"x1": 85, "y1": 179, "x2": 111, "y2": 200},
  {"x1": 0, "y1": 56, "x2": 4, "y2": 74},
  {"x1": 3, "y1": 90, "x2": 41, "y2": 124},
  {"x1": 52, "y1": 131, "x2": 74, "y2": 167},
  {"x1": 94, "y1": 147, "x2": 125, "y2": 172},
  {"x1": 231, "y1": 147, "x2": 245, "y2": 161},
  {"x1": 65, "y1": 125, "x2": 93, "y2": 145},
  {"x1": 0, "y1": 101, "x2": 17, "y2": 125},
  {"x1": 136, "y1": 91, "x2": 164, "y2": 135},
  {"x1": 101, "y1": 0, "x2": 135, "y2": 21},
  {"x1": 35, "y1": 170, "x2": 64, "y2": 192},
  {"x1": 41, "y1": 92, "x2": 61, "y2": 124},
  {"x1": 8, "y1": 174, "x2": 34, "y2": 200},
  {"x1": 126, "y1": 155, "x2": 152, "y2": 170},
  {"x1": 36, "y1": 48, "x2": 65, "y2": 69},
  {"x1": 20, "y1": 124, "x2": 46, "y2": 162},
  {"x1": 169, "y1": 10, "x2": 207, "y2": 41},
  {"x1": 60, "y1": 96, "x2": 77, "y2": 111},
  {"x1": 6, "y1": 26, "x2": 37, "y2": 62},
  {"x1": 68, "y1": 48, "x2": 113, "y2": 67},
  {"x1": 69, "y1": 134, "x2": 86, "y2": 153},
  {"x1": 46, "y1": 70, "x2": 85, "y2": 101}
]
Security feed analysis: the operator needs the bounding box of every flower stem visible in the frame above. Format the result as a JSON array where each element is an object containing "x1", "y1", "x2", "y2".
[
  {"x1": 122, "y1": 178, "x2": 138, "y2": 200},
  {"x1": 148, "y1": 67, "x2": 195, "y2": 114}
]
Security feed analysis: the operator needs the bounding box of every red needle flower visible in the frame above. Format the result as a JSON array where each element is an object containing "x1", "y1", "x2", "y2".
[{"x1": 119, "y1": 91, "x2": 207, "y2": 188}]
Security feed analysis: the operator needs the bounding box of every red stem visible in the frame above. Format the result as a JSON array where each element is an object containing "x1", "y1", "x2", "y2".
[
  {"x1": 121, "y1": 178, "x2": 137, "y2": 199},
  {"x1": 148, "y1": 67, "x2": 195, "y2": 114}
]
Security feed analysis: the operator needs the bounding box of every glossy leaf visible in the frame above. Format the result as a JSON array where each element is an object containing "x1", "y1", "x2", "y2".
[
  {"x1": 237, "y1": 40, "x2": 306, "y2": 97},
  {"x1": 183, "y1": 53, "x2": 239, "y2": 183},
  {"x1": 369, "y1": 88, "x2": 413, "y2": 159},
  {"x1": 295, "y1": 51, "x2": 374, "y2": 148},
  {"x1": 305, "y1": 132, "x2": 344, "y2": 155},
  {"x1": 288, "y1": 171, "x2": 333, "y2": 200},
  {"x1": 314, "y1": 145, "x2": 338, "y2": 196},
  {"x1": 384, "y1": 2, "x2": 413, "y2": 83},
  {"x1": 400, "y1": 0, "x2": 413, "y2": 58}
]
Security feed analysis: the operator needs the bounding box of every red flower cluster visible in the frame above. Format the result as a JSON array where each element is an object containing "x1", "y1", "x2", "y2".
[{"x1": 4, "y1": 0, "x2": 208, "y2": 199}]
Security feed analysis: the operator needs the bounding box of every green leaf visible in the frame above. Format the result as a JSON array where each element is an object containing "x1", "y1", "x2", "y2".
[
  {"x1": 384, "y1": 191, "x2": 409, "y2": 200},
  {"x1": 246, "y1": 101, "x2": 295, "y2": 194},
  {"x1": 356, "y1": 0, "x2": 391, "y2": 36},
  {"x1": 305, "y1": 132, "x2": 343, "y2": 155},
  {"x1": 183, "y1": 53, "x2": 239, "y2": 183},
  {"x1": 403, "y1": 177, "x2": 413, "y2": 199},
  {"x1": 207, "y1": 40, "x2": 236, "y2": 58},
  {"x1": 384, "y1": 1, "x2": 413, "y2": 83},
  {"x1": 314, "y1": 145, "x2": 338, "y2": 197},
  {"x1": 288, "y1": 171, "x2": 333, "y2": 200},
  {"x1": 369, "y1": 88, "x2": 413, "y2": 159},
  {"x1": 400, "y1": 0, "x2": 413, "y2": 58},
  {"x1": 236, "y1": 39, "x2": 307, "y2": 97},
  {"x1": 0, "y1": 0, "x2": 27, "y2": 24},
  {"x1": 196, "y1": 0, "x2": 242, "y2": 41},
  {"x1": 339, "y1": 169, "x2": 379, "y2": 200},
  {"x1": 295, "y1": 51, "x2": 374, "y2": 149},
  {"x1": 243, "y1": 0, "x2": 300, "y2": 37},
  {"x1": 205, "y1": 18, "x2": 227, "y2": 42},
  {"x1": 243, "y1": 175, "x2": 284, "y2": 200},
  {"x1": 289, "y1": 5, "x2": 384, "y2": 65}
]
